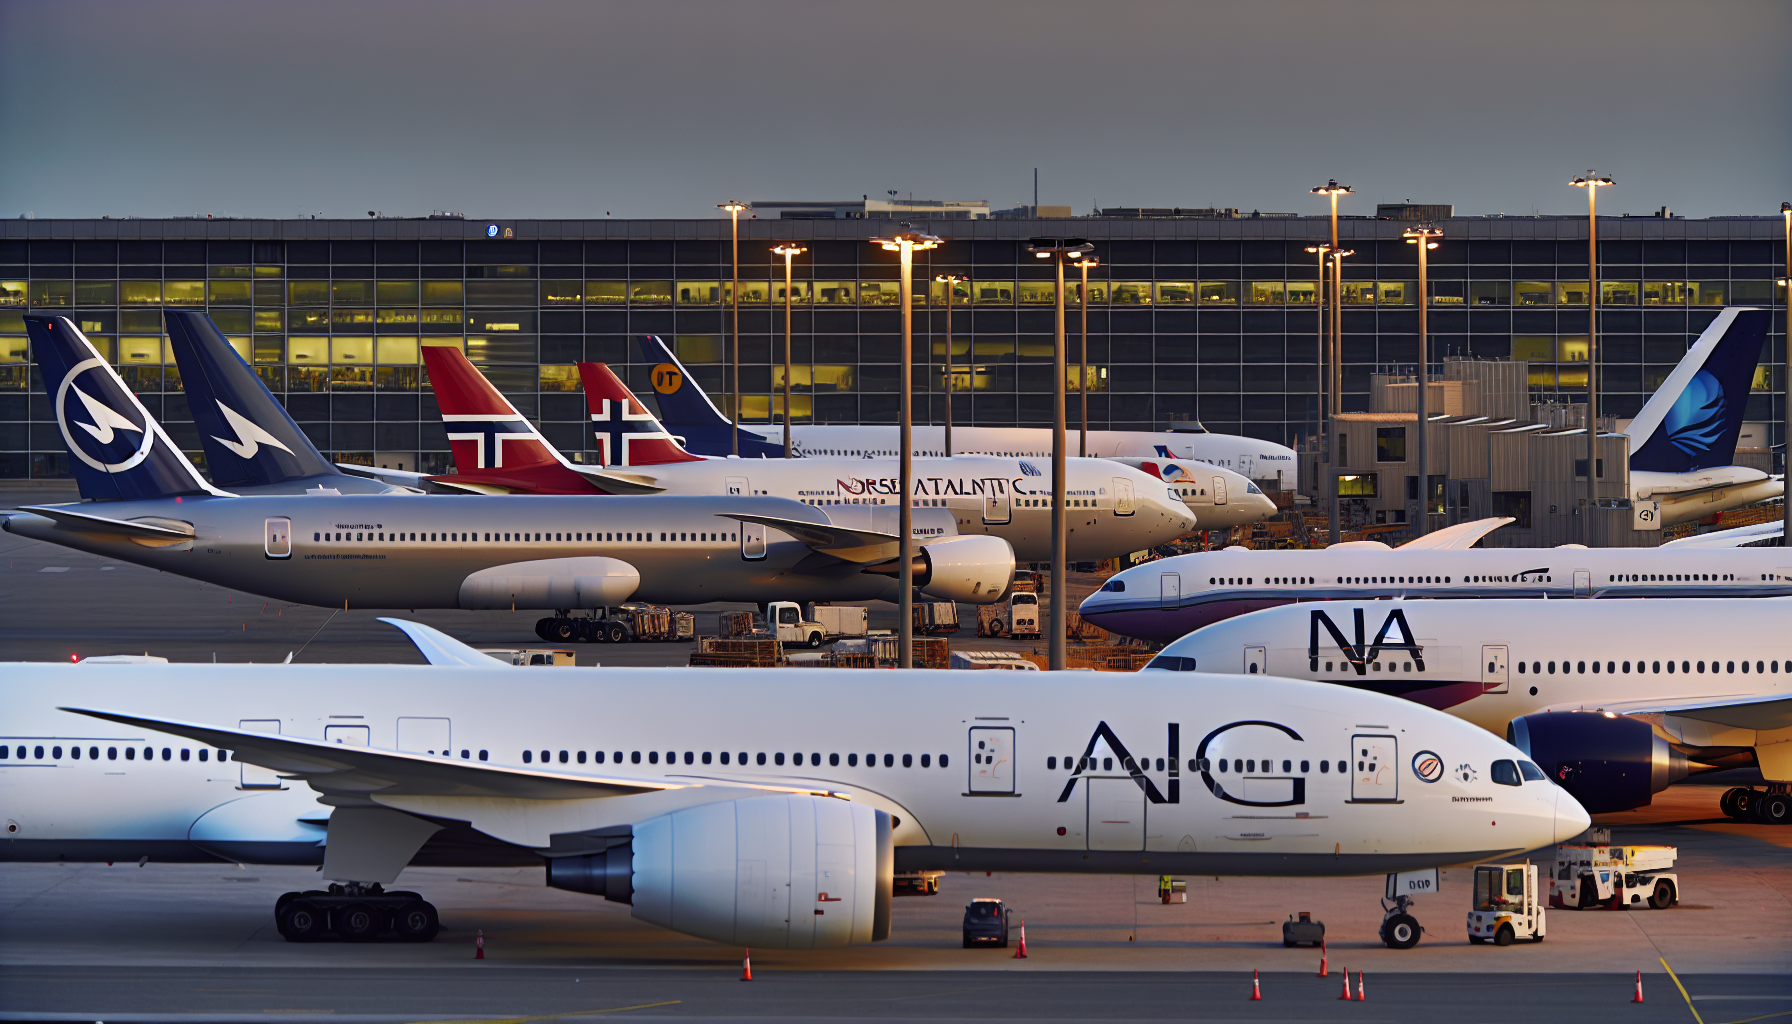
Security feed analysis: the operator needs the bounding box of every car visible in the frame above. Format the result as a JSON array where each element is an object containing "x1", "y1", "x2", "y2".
[{"x1": 962, "y1": 898, "x2": 1009, "y2": 948}]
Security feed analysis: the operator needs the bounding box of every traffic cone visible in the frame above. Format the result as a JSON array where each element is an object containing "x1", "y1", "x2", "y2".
[
  {"x1": 1339, "y1": 969, "x2": 1351, "y2": 1000},
  {"x1": 1631, "y1": 970, "x2": 1644, "y2": 1003},
  {"x1": 1357, "y1": 971, "x2": 1366, "y2": 1001},
  {"x1": 740, "y1": 948, "x2": 752, "y2": 981},
  {"x1": 1318, "y1": 940, "x2": 1328, "y2": 977},
  {"x1": 474, "y1": 929, "x2": 484, "y2": 959},
  {"x1": 1013, "y1": 921, "x2": 1028, "y2": 959},
  {"x1": 1249, "y1": 969, "x2": 1262, "y2": 1001}
]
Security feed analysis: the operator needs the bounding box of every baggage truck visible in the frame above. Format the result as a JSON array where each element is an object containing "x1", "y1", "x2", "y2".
[
  {"x1": 1550, "y1": 844, "x2": 1679, "y2": 910},
  {"x1": 913, "y1": 600, "x2": 961, "y2": 635}
]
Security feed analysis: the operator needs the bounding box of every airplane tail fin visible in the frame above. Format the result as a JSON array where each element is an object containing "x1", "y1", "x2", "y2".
[
  {"x1": 575, "y1": 362, "x2": 705, "y2": 466},
  {"x1": 421, "y1": 344, "x2": 566, "y2": 472},
  {"x1": 630, "y1": 334, "x2": 784, "y2": 457},
  {"x1": 163, "y1": 310, "x2": 337, "y2": 488},
  {"x1": 1627, "y1": 307, "x2": 1770, "y2": 473},
  {"x1": 23, "y1": 315, "x2": 222, "y2": 500}
]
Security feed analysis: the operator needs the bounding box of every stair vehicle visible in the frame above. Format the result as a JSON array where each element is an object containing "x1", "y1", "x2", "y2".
[
  {"x1": 1467, "y1": 862, "x2": 1546, "y2": 946},
  {"x1": 962, "y1": 897, "x2": 1010, "y2": 948},
  {"x1": 1550, "y1": 844, "x2": 1679, "y2": 910}
]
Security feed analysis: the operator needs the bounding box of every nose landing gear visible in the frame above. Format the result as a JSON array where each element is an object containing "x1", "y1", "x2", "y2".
[{"x1": 274, "y1": 882, "x2": 440, "y2": 943}]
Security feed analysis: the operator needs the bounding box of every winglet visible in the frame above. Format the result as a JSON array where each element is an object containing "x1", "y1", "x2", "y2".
[
  {"x1": 377, "y1": 617, "x2": 514, "y2": 667},
  {"x1": 1396, "y1": 517, "x2": 1515, "y2": 550},
  {"x1": 576, "y1": 362, "x2": 705, "y2": 466}
]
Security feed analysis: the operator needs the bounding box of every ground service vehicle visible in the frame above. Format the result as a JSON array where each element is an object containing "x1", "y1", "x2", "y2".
[
  {"x1": 805, "y1": 604, "x2": 871, "y2": 640},
  {"x1": 1551, "y1": 844, "x2": 1678, "y2": 910},
  {"x1": 761, "y1": 602, "x2": 870, "y2": 648},
  {"x1": 892, "y1": 873, "x2": 941, "y2": 897},
  {"x1": 962, "y1": 898, "x2": 1010, "y2": 948},
  {"x1": 914, "y1": 600, "x2": 961, "y2": 635},
  {"x1": 1468, "y1": 863, "x2": 1546, "y2": 945},
  {"x1": 1282, "y1": 911, "x2": 1323, "y2": 946},
  {"x1": 979, "y1": 592, "x2": 1041, "y2": 639},
  {"x1": 477, "y1": 649, "x2": 577, "y2": 667}
]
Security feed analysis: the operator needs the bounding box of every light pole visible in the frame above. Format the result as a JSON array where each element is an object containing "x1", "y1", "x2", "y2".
[
  {"x1": 1304, "y1": 243, "x2": 1332, "y2": 522},
  {"x1": 771, "y1": 244, "x2": 806, "y2": 457},
  {"x1": 936, "y1": 274, "x2": 967, "y2": 456},
  {"x1": 1571, "y1": 173, "x2": 1613, "y2": 542},
  {"x1": 871, "y1": 225, "x2": 942, "y2": 668},
  {"x1": 718, "y1": 201, "x2": 748, "y2": 456},
  {"x1": 1310, "y1": 180, "x2": 1353, "y2": 543},
  {"x1": 1781, "y1": 201, "x2": 1790, "y2": 546},
  {"x1": 1074, "y1": 256, "x2": 1100, "y2": 456},
  {"x1": 1404, "y1": 224, "x2": 1443, "y2": 538},
  {"x1": 1026, "y1": 236, "x2": 1095, "y2": 671}
]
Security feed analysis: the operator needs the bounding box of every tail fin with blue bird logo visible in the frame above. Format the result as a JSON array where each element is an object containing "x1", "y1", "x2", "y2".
[{"x1": 1626, "y1": 307, "x2": 1768, "y2": 473}]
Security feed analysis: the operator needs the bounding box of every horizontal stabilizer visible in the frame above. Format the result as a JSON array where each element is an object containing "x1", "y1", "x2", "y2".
[
  {"x1": 1397, "y1": 517, "x2": 1515, "y2": 550},
  {"x1": 15, "y1": 504, "x2": 196, "y2": 539},
  {"x1": 565, "y1": 465, "x2": 668, "y2": 494}
]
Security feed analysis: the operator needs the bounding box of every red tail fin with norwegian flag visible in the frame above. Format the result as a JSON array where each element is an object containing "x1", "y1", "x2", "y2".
[
  {"x1": 418, "y1": 344, "x2": 602, "y2": 493},
  {"x1": 576, "y1": 362, "x2": 705, "y2": 466}
]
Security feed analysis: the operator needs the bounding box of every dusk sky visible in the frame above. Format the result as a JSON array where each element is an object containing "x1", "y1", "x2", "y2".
[{"x1": 3, "y1": 0, "x2": 1787, "y2": 220}]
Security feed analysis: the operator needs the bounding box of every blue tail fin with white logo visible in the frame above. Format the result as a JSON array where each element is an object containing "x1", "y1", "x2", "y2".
[
  {"x1": 631, "y1": 334, "x2": 785, "y2": 457},
  {"x1": 1626, "y1": 307, "x2": 1769, "y2": 473},
  {"x1": 23, "y1": 315, "x2": 222, "y2": 500},
  {"x1": 163, "y1": 309, "x2": 338, "y2": 488}
]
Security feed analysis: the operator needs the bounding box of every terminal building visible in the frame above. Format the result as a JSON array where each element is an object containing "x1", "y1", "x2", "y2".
[{"x1": 0, "y1": 211, "x2": 1784, "y2": 487}]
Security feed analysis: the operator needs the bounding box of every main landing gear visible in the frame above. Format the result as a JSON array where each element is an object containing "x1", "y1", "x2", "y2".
[
  {"x1": 1721, "y1": 784, "x2": 1791, "y2": 824},
  {"x1": 536, "y1": 611, "x2": 631, "y2": 644},
  {"x1": 275, "y1": 882, "x2": 440, "y2": 942}
]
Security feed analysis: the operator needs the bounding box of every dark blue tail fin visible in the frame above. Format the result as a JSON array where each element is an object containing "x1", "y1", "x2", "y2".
[
  {"x1": 24, "y1": 315, "x2": 221, "y2": 500},
  {"x1": 631, "y1": 335, "x2": 785, "y2": 457},
  {"x1": 1627, "y1": 307, "x2": 1769, "y2": 473},
  {"x1": 164, "y1": 310, "x2": 338, "y2": 488}
]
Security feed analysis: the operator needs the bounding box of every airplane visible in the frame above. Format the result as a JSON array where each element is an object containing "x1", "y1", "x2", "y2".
[
  {"x1": 1106, "y1": 456, "x2": 1279, "y2": 530},
  {"x1": 1077, "y1": 525, "x2": 1792, "y2": 642},
  {"x1": 161, "y1": 310, "x2": 414, "y2": 495},
  {"x1": 1621, "y1": 308, "x2": 1782, "y2": 525},
  {"x1": 8, "y1": 316, "x2": 1016, "y2": 635},
  {"x1": 1143, "y1": 597, "x2": 1792, "y2": 823},
  {"x1": 382, "y1": 346, "x2": 1196, "y2": 564},
  {"x1": 0, "y1": 617, "x2": 1591, "y2": 950},
  {"x1": 632, "y1": 335, "x2": 1303, "y2": 490}
]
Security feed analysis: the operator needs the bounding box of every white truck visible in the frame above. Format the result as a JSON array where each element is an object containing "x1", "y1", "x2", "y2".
[
  {"x1": 1467, "y1": 862, "x2": 1547, "y2": 946},
  {"x1": 764, "y1": 602, "x2": 869, "y2": 648},
  {"x1": 1550, "y1": 844, "x2": 1679, "y2": 911}
]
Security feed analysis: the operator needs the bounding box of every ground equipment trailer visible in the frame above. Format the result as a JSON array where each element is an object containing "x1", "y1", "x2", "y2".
[
  {"x1": 1550, "y1": 844, "x2": 1679, "y2": 910},
  {"x1": 1468, "y1": 862, "x2": 1546, "y2": 945}
]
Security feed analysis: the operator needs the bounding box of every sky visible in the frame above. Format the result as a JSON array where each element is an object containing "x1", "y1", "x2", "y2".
[{"x1": 2, "y1": 0, "x2": 1788, "y2": 221}]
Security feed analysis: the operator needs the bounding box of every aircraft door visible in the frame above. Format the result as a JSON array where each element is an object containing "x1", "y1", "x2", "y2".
[
  {"x1": 1212, "y1": 477, "x2": 1228, "y2": 504},
  {"x1": 397, "y1": 717, "x2": 452, "y2": 756},
  {"x1": 968, "y1": 727, "x2": 1014, "y2": 794},
  {"x1": 982, "y1": 484, "x2": 1011, "y2": 525},
  {"x1": 238, "y1": 719, "x2": 284, "y2": 789},
  {"x1": 1086, "y1": 777, "x2": 1146, "y2": 851},
  {"x1": 1111, "y1": 478, "x2": 1135, "y2": 516},
  {"x1": 1481, "y1": 645, "x2": 1509, "y2": 694},
  {"x1": 1573, "y1": 570, "x2": 1591, "y2": 598},
  {"x1": 1160, "y1": 573, "x2": 1181, "y2": 610},
  {"x1": 1244, "y1": 645, "x2": 1266, "y2": 674},
  {"x1": 1351, "y1": 734, "x2": 1398, "y2": 802},
  {"x1": 740, "y1": 522, "x2": 767, "y2": 560},
  {"x1": 725, "y1": 476, "x2": 751, "y2": 496},
  {"x1": 264, "y1": 517, "x2": 292, "y2": 559}
]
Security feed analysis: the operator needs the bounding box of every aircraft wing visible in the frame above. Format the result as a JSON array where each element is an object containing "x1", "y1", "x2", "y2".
[
  {"x1": 377, "y1": 617, "x2": 514, "y2": 667},
  {"x1": 717, "y1": 512, "x2": 899, "y2": 563},
  {"x1": 1397, "y1": 517, "x2": 1514, "y2": 550},
  {"x1": 60, "y1": 707, "x2": 681, "y2": 801},
  {"x1": 1537, "y1": 693, "x2": 1792, "y2": 732},
  {"x1": 13, "y1": 505, "x2": 197, "y2": 540},
  {"x1": 1662, "y1": 521, "x2": 1784, "y2": 548}
]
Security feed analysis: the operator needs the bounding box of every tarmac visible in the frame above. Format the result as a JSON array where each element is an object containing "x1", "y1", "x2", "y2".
[{"x1": 3, "y1": 482, "x2": 1790, "y2": 1021}]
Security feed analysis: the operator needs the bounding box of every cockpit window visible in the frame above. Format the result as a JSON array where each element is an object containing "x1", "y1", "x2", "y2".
[
  {"x1": 1099, "y1": 579, "x2": 1126, "y2": 592},
  {"x1": 1490, "y1": 759, "x2": 1522, "y2": 786},
  {"x1": 1246, "y1": 482, "x2": 1264, "y2": 494},
  {"x1": 1146, "y1": 655, "x2": 1197, "y2": 671},
  {"x1": 1518, "y1": 760, "x2": 1548, "y2": 782}
]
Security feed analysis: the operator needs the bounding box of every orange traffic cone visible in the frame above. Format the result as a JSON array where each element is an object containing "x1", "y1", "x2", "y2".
[
  {"x1": 741, "y1": 948, "x2": 753, "y2": 981},
  {"x1": 1357, "y1": 971, "x2": 1366, "y2": 1001},
  {"x1": 1339, "y1": 969, "x2": 1352, "y2": 1000},
  {"x1": 1249, "y1": 969, "x2": 1262, "y2": 1001},
  {"x1": 1318, "y1": 940, "x2": 1328, "y2": 977},
  {"x1": 1013, "y1": 920, "x2": 1028, "y2": 958},
  {"x1": 1631, "y1": 970, "x2": 1644, "y2": 1003},
  {"x1": 474, "y1": 929, "x2": 485, "y2": 959}
]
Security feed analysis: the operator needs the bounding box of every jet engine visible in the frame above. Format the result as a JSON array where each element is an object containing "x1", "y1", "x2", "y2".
[
  {"x1": 1508, "y1": 710, "x2": 1689, "y2": 814},
  {"x1": 861, "y1": 534, "x2": 1015, "y2": 603},
  {"x1": 546, "y1": 794, "x2": 892, "y2": 949},
  {"x1": 458, "y1": 557, "x2": 639, "y2": 610}
]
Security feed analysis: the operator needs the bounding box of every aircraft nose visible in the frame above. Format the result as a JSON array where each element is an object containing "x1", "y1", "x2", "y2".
[{"x1": 1554, "y1": 787, "x2": 1592, "y2": 844}]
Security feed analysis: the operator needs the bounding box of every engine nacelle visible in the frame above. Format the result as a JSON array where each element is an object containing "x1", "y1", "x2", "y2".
[
  {"x1": 910, "y1": 535, "x2": 1014, "y2": 603},
  {"x1": 458, "y1": 557, "x2": 639, "y2": 610},
  {"x1": 546, "y1": 795, "x2": 892, "y2": 949},
  {"x1": 1509, "y1": 711, "x2": 1688, "y2": 814}
]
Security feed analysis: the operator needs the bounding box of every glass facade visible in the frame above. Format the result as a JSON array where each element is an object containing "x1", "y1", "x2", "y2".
[{"x1": 0, "y1": 220, "x2": 1784, "y2": 479}]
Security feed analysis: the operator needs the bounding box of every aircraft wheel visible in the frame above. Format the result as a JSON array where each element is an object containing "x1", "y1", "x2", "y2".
[
  {"x1": 274, "y1": 891, "x2": 302, "y2": 916},
  {"x1": 550, "y1": 618, "x2": 576, "y2": 643},
  {"x1": 277, "y1": 900, "x2": 327, "y2": 942},
  {"x1": 1381, "y1": 914, "x2": 1420, "y2": 949},
  {"x1": 1719, "y1": 788, "x2": 1744, "y2": 818},
  {"x1": 1733, "y1": 789, "x2": 1756, "y2": 818},
  {"x1": 1754, "y1": 793, "x2": 1789, "y2": 824},
  {"x1": 393, "y1": 900, "x2": 440, "y2": 942},
  {"x1": 534, "y1": 618, "x2": 554, "y2": 641},
  {"x1": 1493, "y1": 924, "x2": 1515, "y2": 947},
  {"x1": 334, "y1": 901, "x2": 385, "y2": 942}
]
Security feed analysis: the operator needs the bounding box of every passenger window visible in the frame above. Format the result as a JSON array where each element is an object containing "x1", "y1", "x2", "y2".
[
  {"x1": 1301, "y1": 760, "x2": 1310, "y2": 772},
  {"x1": 577, "y1": 751, "x2": 586, "y2": 763},
  {"x1": 198, "y1": 749, "x2": 207, "y2": 761},
  {"x1": 1491, "y1": 760, "x2": 1522, "y2": 786},
  {"x1": 684, "y1": 751, "x2": 694, "y2": 765},
  {"x1": 920, "y1": 754, "x2": 931, "y2": 767},
  {"x1": 902, "y1": 754, "x2": 913, "y2": 767},
  {"x1": 756, "y1": 752, "x2": 766, "y2": 765},
  {"x1": 631, "y1": 751, "x2": 641, "y2": 764},
  {"x1": 523, "y1": 750, "x2": 532, "y2": 763},
  {"x1": 703, "y1": 752, "x2": 713, "y2": 764},
  {"x1": 1319, "y1": 760, "x2": 1329, "y2": 772},
  {"x1": 848, "y1": 753, "x2": 859, "y2": 766},
  {"x1": 884, "y1": 754, "x2": 895, "y2": 767},
  {"x1": 939, "y1": 754, "x2": 948, "y2": 767},
  {"x1": 774, "y1": 753, "x2": 785, "y2": 765}
]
